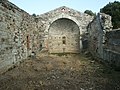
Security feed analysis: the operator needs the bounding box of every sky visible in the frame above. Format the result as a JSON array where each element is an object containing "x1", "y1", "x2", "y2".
[{"x1": 8, "y1": 0, "x2": 119, "y2": 15}]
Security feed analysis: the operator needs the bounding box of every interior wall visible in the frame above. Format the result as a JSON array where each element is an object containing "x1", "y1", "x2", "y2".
[
  {"x1": 88, "y1": 13, "x2": 120, "y2": 69},
  {"x1": 48, "y1": 18, "x2": 80, "y2": 53},
  {"x1": 0, "y1": 1, "x2": 40, "y2": 74}
]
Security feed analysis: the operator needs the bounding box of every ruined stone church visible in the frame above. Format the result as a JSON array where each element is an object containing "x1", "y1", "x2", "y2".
[
  {"x1": 40, "y1": 6, "x2": 93, "y2": 53},
  {"x1": 0, "y1": 0, "x2": 120, "y2": 74}
]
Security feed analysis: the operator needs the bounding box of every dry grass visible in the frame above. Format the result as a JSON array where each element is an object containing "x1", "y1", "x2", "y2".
[{"x1": 0, "y1": 52, "x2": 120, "y2": 90}]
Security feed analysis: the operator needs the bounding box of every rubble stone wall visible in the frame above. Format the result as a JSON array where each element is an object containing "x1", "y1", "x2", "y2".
[
  {"x1": 0, "y1": 0, "x2": 40, "y2": 74},
  {"x1": 48, "y1": 18, "x2": 80, "y2": 53},
  {"x1": 103, "y1": 29, "x2": 120, "y2": 69},
  {"x1": 0, "y1": 1, "x2": 119, "y2": 73},
  {"x1": 105, "y1": 29, "x2": 120, "y2": 53},
  {"x1": 88, "y1": 13, "x2": 120, "y2": 69},
  {"x1": 38, "y1": 6, "x2": 94, "y2": 52}
]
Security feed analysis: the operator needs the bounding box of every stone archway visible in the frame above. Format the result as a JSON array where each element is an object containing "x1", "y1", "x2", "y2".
[{"x1": 48, "y1": 18, "x2": 80, "y2": 53}]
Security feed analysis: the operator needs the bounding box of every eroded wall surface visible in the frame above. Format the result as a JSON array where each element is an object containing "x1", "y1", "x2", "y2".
[
  {"x1": 103, "y1": 29, "x2": 120, "y2": 69},
  {"x1": 38, "y1": 6, "x2": 94, "y2": 52},
  {"x1": 0, "y1": 0, "x2": 41, "y2": 74},
  {"x1": 105, "y1": 29, "x2": 120, "y2": 53},
  {"x1": 48, "y1": 18, "x2": 80, "y2": 53},
  {"x1": 88, "y1": 13, "x2": 120, "y2": 69},
  {"x1": 1, "y1": 0, "x2": 119, "y2": 73}
]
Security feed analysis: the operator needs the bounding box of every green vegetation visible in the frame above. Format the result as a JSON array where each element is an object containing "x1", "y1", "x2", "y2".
[
  {"x1": 32, "y1": 13, "x2": 36, "y2": 17},
  {"x1": 100, "y1": 1, "x2": 120, "y2": 29},
  {"x1": 84, "y1": 10, "x2": 96, "y2": 16}
]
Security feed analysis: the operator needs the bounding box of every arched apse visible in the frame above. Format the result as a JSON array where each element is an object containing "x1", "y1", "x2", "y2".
[{"x1": 48, "y1": 18, "x2": 80, "y2": 53}]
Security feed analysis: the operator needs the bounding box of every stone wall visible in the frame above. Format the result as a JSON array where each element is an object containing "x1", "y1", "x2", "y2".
[
  {"x1": 1, "y1": 2, "x2": 95, "y2": 73},
  {"x1": 88, "y1": 13, "x2": 120, "y2": 69},
  {"x1": 103, "y1": 29, "x2": 120, "y2": 69},
  {"x1": 105, "y1": 29, "x2": 120, "y2": 53},
  {"x1": 0, "y1": 0, "x2": 41, "y2": 74},
  {"x1": 48, "y1": 18, "x2": 80, "y2": 53},
  {"x1": 38, "y1": 6, "x2": 94, "y2": 51},
  {"x1": 1, "y1": 0, "x2": 119, "y2": 73}
]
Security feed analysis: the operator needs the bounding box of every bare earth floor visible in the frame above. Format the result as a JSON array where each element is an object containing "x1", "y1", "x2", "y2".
[{"x1": 0, "y1": 52, "x2": 120, "y2": 90}]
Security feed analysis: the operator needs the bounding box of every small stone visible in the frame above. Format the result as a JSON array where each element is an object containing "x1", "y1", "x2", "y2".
[{"x1": 39, "y1": 81, "x2": 43, "y2": 85}]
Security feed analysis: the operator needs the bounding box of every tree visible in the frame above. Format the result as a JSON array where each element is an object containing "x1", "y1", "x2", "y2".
[
  {"x1": 100, "y1": 1, "x2": 120, "y2": 29},
  {"x1": 32, "y1": 13, "x2": 36, "y2": 17},
  {"x1": 84, "y1": 10, "x2": 96, "y2": 16}
]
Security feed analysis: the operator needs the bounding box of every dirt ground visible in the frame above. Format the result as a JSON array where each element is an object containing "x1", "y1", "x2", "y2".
[{"x1": 0, "y1": 52, "x2": 120, "y2": 90}]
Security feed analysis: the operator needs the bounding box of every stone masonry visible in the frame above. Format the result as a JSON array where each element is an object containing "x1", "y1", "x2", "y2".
[
  {"x1": 0, "y1": 0, "x2": 41, "y2": 74},
  {"x1": 0, "y1": 0, "x2": 120, "y2": 74},
  {"x1": 87, "y1": 13, "x2": 120, "y2": 69},
  {"x1": 38, "y1": 6, "x2": 94, "y2": 53}
]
